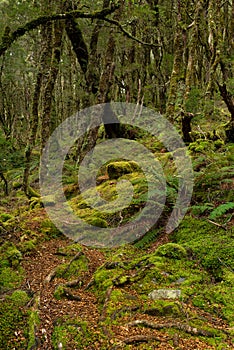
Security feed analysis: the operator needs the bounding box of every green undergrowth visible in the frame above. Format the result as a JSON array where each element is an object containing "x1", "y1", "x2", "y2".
[
  {"x1": 91, "y1": 217, "x2": 234, "y2": 340},
  {"x1": 0, "y1": 242, "x2": 24, "y2": 293},
  {"x1": 191, "y1": 143, "x2": 234, "y2": 204},
  {"x1": 51, "y1": 318, "x2": 107, "y2": 349}
]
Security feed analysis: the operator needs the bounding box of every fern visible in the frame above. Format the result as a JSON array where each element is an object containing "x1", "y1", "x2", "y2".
[
  {"x1": 134, "y1": 228, "x2": 162, "y2": 248},
  {"x1": 209, "y1": 202, "x2": 234, "y2": 220},
  {"x1": 191, "y1": 203, "x2": 214, "y2": 216}
]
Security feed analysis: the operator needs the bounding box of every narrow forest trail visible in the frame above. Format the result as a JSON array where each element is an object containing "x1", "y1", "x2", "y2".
[
  {"x1": 22, "y1": 238, "x2": 105, "y2": 350},
  {"x1": 21, "y1": 236, "x2": 233, "y2": 350}
]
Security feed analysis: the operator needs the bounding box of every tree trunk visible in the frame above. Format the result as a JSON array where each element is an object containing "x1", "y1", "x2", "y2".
[
  {"x1": 40, "y1": 20, "x2": 64, "y2": 153},
  {"x1": 23, "y1": 23, "x2": 53, "y2": 196},
  {"x1": 166, "y1": 0, "x2": 187, "y2": 121}
]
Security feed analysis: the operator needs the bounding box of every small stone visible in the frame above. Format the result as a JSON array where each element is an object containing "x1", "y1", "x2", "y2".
[{"x1": 148, "y1": 289, "x2": 181, "y2": 300}]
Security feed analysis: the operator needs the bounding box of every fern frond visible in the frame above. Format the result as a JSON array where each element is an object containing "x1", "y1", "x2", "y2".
[{"x1": 209, "y1": 202, "x2": 234, "y2": 220}]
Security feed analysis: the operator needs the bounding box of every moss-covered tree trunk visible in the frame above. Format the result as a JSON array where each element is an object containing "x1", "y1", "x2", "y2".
[
  {"x1": 23, "y1": 23, "x2": 53, "y2": 197},
  {"x1": 40, "y1": 20, "x2": 64, "y2": 152},
  {"x1": 166, "y1": 0, "x2": 187, "y2": 121}
]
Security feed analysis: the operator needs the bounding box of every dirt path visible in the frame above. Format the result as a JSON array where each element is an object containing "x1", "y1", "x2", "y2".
[
  {"x1": 22, "y1": 238, "x2": 105, "y2": 349},
  {"x1": 20, "y1": 237, "x2": 233, "y2": 350}
]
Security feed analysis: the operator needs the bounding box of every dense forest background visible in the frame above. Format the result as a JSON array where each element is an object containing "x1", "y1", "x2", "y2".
[
  {"x1": 0, "y1": 0, "x2": 233, "y2": 195},
  {"x1": 0, "y1": 1, "x2": 234, "y2": 349}
]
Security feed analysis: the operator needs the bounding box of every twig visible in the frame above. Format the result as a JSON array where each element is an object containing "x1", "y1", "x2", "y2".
[{"x1": 207, "y1": 219, "x2": 227, "y2": 230}]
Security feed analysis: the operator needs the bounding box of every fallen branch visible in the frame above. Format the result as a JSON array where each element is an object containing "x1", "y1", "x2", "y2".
[
  {"x1": 113, "y1": 264, "x2": 154, "y2": 286},
  {"x1": 123, "y1": 335, "x2": 162, "y2": 344},
  {"x1": 127, "y1": 320, "x2": 214, "y2": 337}
]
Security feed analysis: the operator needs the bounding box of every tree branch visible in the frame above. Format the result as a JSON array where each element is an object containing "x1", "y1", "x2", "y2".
[
  {"x1": 103, "y1": 17, "x2": 160, "y2": 48},
  {"x1": 0, "y1": 6, "x2": 118, "y2": 57},
  {"x1": 0, "y1": 5, "x2": 160, "y2": 57}
]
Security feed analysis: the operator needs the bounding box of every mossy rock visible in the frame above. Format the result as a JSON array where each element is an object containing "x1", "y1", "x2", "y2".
[
  {"x1": 86, "y1": 216, "x2": 107, "y2": 228},
  {"x1": 40, "y1": 219, "x2": 61, "y2": 238},
  {"x1": 41, "y1": 195, "x2": 56, "y2": 206},
  {"x1": 155, "y1": 243, "x2": 187, "y2": 260},
  {"x1": 144, "y1": 300, "x2": 181, "y2": 317},
  {"x1": 107, "y1": 161, "x2": 139, "y2": 179}
]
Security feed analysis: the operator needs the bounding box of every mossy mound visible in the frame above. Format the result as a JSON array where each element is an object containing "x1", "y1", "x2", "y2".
[
  {"x1": 107, "y1": 160, "x2": 140, "y2": 179},
  {"x1": 172, "y1": 216, "x2": 234, "y2": 280},
  {"x1": 155, "y1": 243, "x2": 187, "y2": 260}
]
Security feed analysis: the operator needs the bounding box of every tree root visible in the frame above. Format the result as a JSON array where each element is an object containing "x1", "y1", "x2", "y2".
[
  {"x1": 112, "y1": 335, "x2": 164, "y2": 349},
  {"x1": 127, "y1": 319, "x2": 215, "y2": 337},
  {"x1": 111, "y1": 305, "x2": 140, "y2": 320},
  {"x1": 60, "y1": 251, "x2": 84, "y2": 278}
]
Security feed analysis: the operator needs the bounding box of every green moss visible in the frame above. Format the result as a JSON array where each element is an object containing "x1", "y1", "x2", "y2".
[
  {"x1": 27, "y1": 307, "x2": 40, "y2": 350},
  {"x1": 0, "y1": 267, "x2": 24, "y2": 292},
  {"x1": 144, "y1": 300, "x2": 181, "y2": 317},
  {"x1": 0, "y1": 212, "x2": 14, "y2": 222},
  {"x1": 0, "y1": 242, "x2": 22, "y2": 268},
  {"x1": 55, "y1": 255, "x2": 88, "y2": 280},
  {"x1": 172, "y1": 216, "x2": 234, "y2": 280},
  {"x1": 51, "y1": 318, "x2": 107, "y2": 349},
  {"x1": 12, "y1": 181, "x2": 22, "y2": 189},
  {"x1": 54, "y1": 285, "x2": 65, "y2": 300},
  {"x1": 94, "y1": 268, "x2": 115, "y2": 290},
  {"x1": 8, "y1": 290, "x2": 30, "y2": 306},
  {"x1": 18, "y1": 240, "x2": 37, "y2": 254},
  {"x1": 107, "y1": 160, "x2": 140, "y2": 179},
  {"x1": 40, "y1": 218, "x2": 62, "y2": 238},
  {"x1": 57, "y1": 243, "x2": 83, "y2": 256},
  {"x1": 155, "y1": 243, "x2": 187, "y2": 260},
  {"x1": 0, "y1": 291, "x2": 28, "y2": 349},
  {"x1": 41, "y1": 195, "x2": 56, "y2": 206},
  {"x1": 86, "y1": 216, "x2": 107, "y2": 228}
]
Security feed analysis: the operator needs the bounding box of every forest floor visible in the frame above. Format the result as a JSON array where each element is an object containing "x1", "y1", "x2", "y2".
[
  {"x1": 1, "y1": 205, "x2": 233, "y2": 350},
  {"x1": 1, "y1": 141, "x2": 234, "y2": 349}
]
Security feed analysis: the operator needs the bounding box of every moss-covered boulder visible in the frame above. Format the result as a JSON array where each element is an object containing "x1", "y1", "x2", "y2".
[
  {"x1": 107, "y1": 161, "x2": 139, "y2": 179},
  {"x1": 155, "y1": 243, "x2": 187, "y2": 260},
  {"x1": 86, "y1": 216, "x2": 107, "y2": 228}
]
